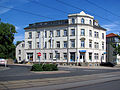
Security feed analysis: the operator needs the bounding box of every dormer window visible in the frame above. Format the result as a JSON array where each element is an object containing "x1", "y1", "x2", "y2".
[
  {"x1": 72, "y1": 18, "x2": 75, "y2": 24},
  {"x1": 89, "y1": 20, "x2": 92, "y2": 25},
  {"x1": 81, "y1": 18, "x2": 85, "y2": 24}
]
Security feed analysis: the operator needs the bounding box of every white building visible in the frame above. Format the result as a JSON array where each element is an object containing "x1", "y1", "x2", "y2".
[
  {"x1": 24, "y1": 11, "x2": 106, "y2": 66},
  {"x1": 16, "y1": 41, "x2": 25, "y2": 63},
  {"x1": 106, "y1": 33, "x2": 120, "y2": 64}
]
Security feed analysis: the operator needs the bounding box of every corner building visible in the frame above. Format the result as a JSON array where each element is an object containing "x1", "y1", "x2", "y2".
[{"x1": 24, "y1": 11, "x2": 106, "y2": 66}]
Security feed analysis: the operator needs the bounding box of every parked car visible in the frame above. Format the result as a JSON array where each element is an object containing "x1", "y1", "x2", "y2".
[{"x1": 100, "y1": 62, "x2": 115, "y2": 67}]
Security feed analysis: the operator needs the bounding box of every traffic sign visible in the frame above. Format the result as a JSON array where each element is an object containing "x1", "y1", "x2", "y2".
[{"x1": 37, "y1": 52, "x2": 41, "y2": 56}]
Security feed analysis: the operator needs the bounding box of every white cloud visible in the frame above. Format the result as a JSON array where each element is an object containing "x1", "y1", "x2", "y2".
[
  {"x1": 0, "y1": 6, "x2": 13, "y2": 15},
  {"x1": 15, "y1": 26, "x2": 21, "y2": 31},
  {"x1": 14, "y1": 34, "x2": 24, "y2": 44}
]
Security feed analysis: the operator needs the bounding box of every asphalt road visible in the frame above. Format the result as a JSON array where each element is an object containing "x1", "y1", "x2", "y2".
[
  {"x1": 66, "y1": 79, "x2": 120, "y2": 90},
  {"x1": 0, "y1": 65, "x2": 120, "y2": 81}
]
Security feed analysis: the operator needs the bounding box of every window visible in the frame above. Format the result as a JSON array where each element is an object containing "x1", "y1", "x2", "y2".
[
  {"x1": 89, "y1": 30, "x2": 92, "y2": 37},
  {"x1": 97, "y1": 32, "x2": 99, "y2": 38},
  {"x1": 81, "y1": 29, "x2": 85, "y2": 36},
  {"x1": 89, "y1": 40, "x2": 92, "y2": 48},
  {"x1": 89, "y1": 53, "x2": 92, "y2": 61},
  {"x1": 72, "y1": 18, "x2": 75, "y2": 24},
  {"x1": 94, "y1": 42, "x2": 99, "y2": 49},
  {"x1": 81, "y1": 18, "x2": 85, "y2": 24},
  {"x1": 37, "y1": 42, "x2": 39, "y2": 48},
  {"x1": 56, "y1": 41, "x2": 60, "y2": 48},
  {"x1": 50, "y1": 31, "x2": 53, "y2": 37},
  {"x1": 71, "y1": 29, "x2": 75, "y2": 36},
  {"x1": 37, "y1": 31, "x2": 40, "y2": 38},
  {"x1": 102, "y1": 42, "x2": 104, "y2": 50},
  {"x1": 56, "y1": 30, "x2": 60, "y2": 37},
  {"x1": 49, "y1": 53, "x2": 53, "y2": 59},
  {"x1": 63, "y1": 53, "x2": 67, "y2": 60},
  {"x1": 45, "y1": 42, "x2": 47, "y2": 48},
  {"x1": 94, "y1": 53, "x2": 99, "y2": 60},
  {"x1": 29, "y1": 32, "x2": 32, "y2": 39},
  {"x1": 71, "y1": 39, "x2": 75, "y2": 48},
  {"x1": 22, "y1": 44, "x2": 25, "y2": 47},
  {"x1": 45, "y1": 31, "x2": 47, "y2": 38},
  {"x1": 56, "y1": 53, "x2": 60, "y2": 59},
  {"x1": 18, "y1": 50, "x2": 21, "y2": 54},
  {"x1": 19, "y1": 57, "x2": 21, "y2": 61},
  {"x1": 94, "y1": 31, "x2": 97, "y2": 38},
  {"x1": 64, "y1": 41, "x2": 67, "y2": 48},
  {"x1": 64, "y1": 30, "x2": 67, "y2": 36},
  {"x1": 43, "y1": 53, "x2": 46, "y2": 60},
  {"x1": 89, "y1": 20, "x2": 92, "y2": 25},
  {"x1": 81, "y1": 40, "x2": 85, "y2": 48},
  {"x1": 28, "y1": 41, "x2": 32, "y2": 49},
  {"x1": 102, "y1": 33, "x2": 104, "y2": 39}
]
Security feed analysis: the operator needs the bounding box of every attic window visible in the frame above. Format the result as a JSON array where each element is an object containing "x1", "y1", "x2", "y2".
[
  {"x1": 81, "y1": 18, "x2": 85, "y2": 24},
  {"x1": 72, "y1": 18, "x2": 75, "y2": 24}
]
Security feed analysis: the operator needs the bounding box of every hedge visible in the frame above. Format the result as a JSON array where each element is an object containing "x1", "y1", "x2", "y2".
[{"x1": 31, "y1": 64, "x2": 58, "y2": 71}]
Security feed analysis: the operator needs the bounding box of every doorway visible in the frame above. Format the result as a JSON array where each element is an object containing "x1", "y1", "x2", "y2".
[
  {"x1": 80, "y1": 53, "x2": 85, "y2": 62},
  {"x1": 70, "y1": 52, "x2": 75, "y2": 62}
]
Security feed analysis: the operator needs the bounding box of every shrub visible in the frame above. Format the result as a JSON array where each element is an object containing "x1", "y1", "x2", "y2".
[
  {"x1": 43, "y1": 64, "x2": 58, "y2": 71},
  {"x1": 31, "y1": 64, "x2": 58, "y2": 71},
  {"x1": 31, "y1": 64, "x2": 43, "y2": 71}
]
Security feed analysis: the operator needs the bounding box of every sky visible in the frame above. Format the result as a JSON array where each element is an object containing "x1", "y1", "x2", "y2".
[{"x1": 0, "y1": 0, "x2": 120, "y2": 44}]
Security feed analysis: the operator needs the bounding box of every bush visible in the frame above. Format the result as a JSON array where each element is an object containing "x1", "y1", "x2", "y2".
[
  {"x1": 100, "y1": 62, "x2": 115, "y2": 67},
  {"x1": 31, "y1": 64, "x2": 43, "y2": 71},
  {"x1": 31, "y1": 64, "x2": 58, "y2": 71},
  {"x1": 43, "y1": 64, "x2": 58, "y2": 71}
]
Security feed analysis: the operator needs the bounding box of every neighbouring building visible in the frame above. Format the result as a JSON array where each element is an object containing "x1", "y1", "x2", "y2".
[
  {"x1": 24, "y1": 11, "x2": 106, "y2": 66},
  {"x1": 16, "y1": 41, "x2": 25, "y2": 63},
  {"x1": 106, "y1": 33, "x2": 120, "y2": 64}
]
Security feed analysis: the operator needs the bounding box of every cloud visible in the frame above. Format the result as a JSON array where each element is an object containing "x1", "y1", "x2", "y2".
[
  {"x1": 15, "y1": 26, "x2": 21, "y2": 31},
  {"x1": 14, "y1": 34, "x2": 24, "y2": 44},
  {"x1": 102, "y1": 23, "x2": 118, "y2": 31},
  {"x1": 0, "y1": 6, "x2": 13, "y2": 15}
]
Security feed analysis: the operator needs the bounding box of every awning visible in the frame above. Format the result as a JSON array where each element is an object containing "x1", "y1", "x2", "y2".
[{"x1": 79, "y1": 50, "x2": 86, "y2": 52}]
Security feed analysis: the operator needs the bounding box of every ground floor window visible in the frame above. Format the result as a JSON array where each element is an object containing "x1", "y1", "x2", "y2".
[
  {"x1": 49, "y1": 53, "x2": 53, "y2": 59},
  {"x1": 56, "y1": 53, "x2": 60, "y2": 60},
  {"x1": 89, "y1": 53, "x2": 92, "y2": 61},
  {"x1": 43, "y1": 53, "x2": 47, "y2": 60},
  {"x1": 70, "y1": 52, "x2": 75, "y2": 61},
  {"x1": 19, "y1": 57, "x2": 21, "y2": 61},
  {"x1": 27, "y1": 53, "x2": 33, "y2": 61},
  {"x1": 63, "y1": 53, "x2": 67, "y2": 60}
]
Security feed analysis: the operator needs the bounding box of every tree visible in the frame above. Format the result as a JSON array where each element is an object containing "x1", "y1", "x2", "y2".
[
  {"x1": 112, "y1": 35, "x2": 120, "y2": 55},
  {"x1": 0, "y1": 22, "x2": 17, "y2": 59},
  {"x1": 16, "y1": 41, "x2": 22, "y2": 46}
]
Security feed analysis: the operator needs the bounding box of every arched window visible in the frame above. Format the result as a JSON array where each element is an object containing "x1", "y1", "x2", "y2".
[
  {"x1": 81, "y1": 18, "x2": 85, "y2": 24},
  {"x1": 72, "y1": 18, "x2": 75, "y2": 24},
  {"x1": 89, "y1": 20, "x2": 92, "y2": 25}
]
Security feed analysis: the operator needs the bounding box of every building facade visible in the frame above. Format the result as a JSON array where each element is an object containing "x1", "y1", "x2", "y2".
[
  {"x1": 16, "y1": 41, "x2": 25, "y2": 63},
  {"x1": 24, "y1": 11, "x2": 106, "y2": 66},
  {"x1": 106, "y1": 33, "x2": 120, "y2": 64}
]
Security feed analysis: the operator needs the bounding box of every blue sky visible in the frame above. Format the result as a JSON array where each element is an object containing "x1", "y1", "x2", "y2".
[{"x1": 0, "y1": 0, "x2": 120, "y2": 44}]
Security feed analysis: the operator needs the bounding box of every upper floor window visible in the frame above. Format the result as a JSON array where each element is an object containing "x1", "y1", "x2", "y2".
[
  {"x1": 56, "y1": 41, "x2": 60, "y2": 48},
  {"x1": 89, "y1": 20, "x2": 92, "y2": 25},
  {"x1": 37, "y1": 31, "x2": 40, "y2": 38},
  {"x1": 94, "y1": 42, "x2": 99, "y2": 49},
  {"x1": 81, "y1": 29, "x2": 85, "y2": 36},
  {"x1": 70, "y1": 39, "x2": 75, "y2": 48},
  {"x1": 97, "y1": 32, "x2": 99, "y2": 38},
  {"x1": 50, "y1": 31, "x2": 53, "y2": 37},
  {"x1": 89, "y1": 30, "x2": 92, "y2": 37},
  {"x1": 94, "y1": 31, "x2": 99, "y2": 38},
  {"x1": 22, "y1": 44, "x2": 25, "y2": 47},
  {"x1": 71, "y1": 29, "x2": 75, "y2": 36},
  {"x1": 28, "y1": 41, "x2": 32, "y2": 49},
  {"x1": 64, "y1": 41, "x2": 67, "y2": 48},
  {"x1": 81, "y1": 18, "x2": 85, "y2": 24},
  {"x1": 102, "y1": 33, "x2": 104, "y2": 39},
  {"x1": 28, "y1": 32, "x2": 32, "y2": 39},
  {"x1": 72, "y1": 18, "x2": 75, "y2": 24},
  {"x1": 102, "y1": 42, "x2": 104, "y2": 50},
  {"x1": 18, "y1": 50, "x2": 21, "y2": 54},
  {"x1": 81, "y1": 39, "x2": 85, "y2": 48},
  {"x1": 89, "y1": 40, "x2": 92, "y2": 48},
  {"x1": 56, "y1": 30, "x2": 60, "y2": 37},
  {"x1": 37, "y1": 42, "x2": 39, "y2": 48},
  {"x1": 64, "y1": 30, "x2": 67, "y2": 36},
  {"x1": 45, "y1": 31, "x2": 47, "y2": 38}
]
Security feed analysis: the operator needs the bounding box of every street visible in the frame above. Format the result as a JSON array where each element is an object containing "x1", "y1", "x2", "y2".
[{"x1": 0, "y1": 65, "x2": 120, "y2": 90}]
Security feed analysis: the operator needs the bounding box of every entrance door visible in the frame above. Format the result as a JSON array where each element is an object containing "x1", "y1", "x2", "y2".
[
  {"x1": 70, "y1": 52, "x2": 75, "y2": 62},
  {"x1": 80, "y1": 53, "x2": 85, "y2": 62}
]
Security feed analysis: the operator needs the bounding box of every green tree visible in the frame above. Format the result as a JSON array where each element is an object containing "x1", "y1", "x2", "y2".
[
  {"x1": 16, "y1": 41, "x2": 22, "y2": 46},
  {"x1": 0, "y1": 22, "x2": 17, "y2": 59}
]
